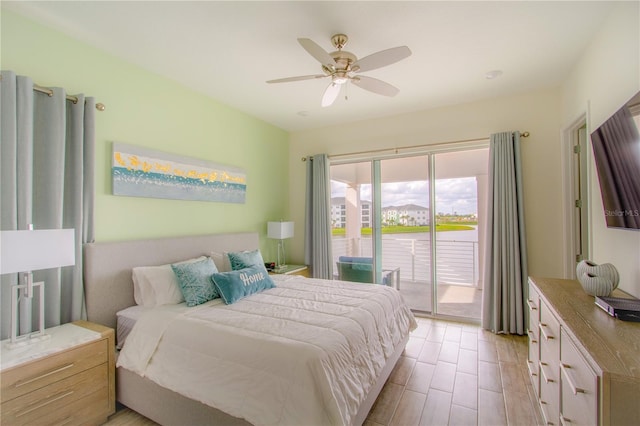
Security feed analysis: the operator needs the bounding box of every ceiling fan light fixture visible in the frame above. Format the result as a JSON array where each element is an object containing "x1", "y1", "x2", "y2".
[
  {"x1": 321, "y1": 82, "x2": 342, "y2": 107},
  {"x1": 271, "y1": 34, "x2": 412, "y2": 107}
]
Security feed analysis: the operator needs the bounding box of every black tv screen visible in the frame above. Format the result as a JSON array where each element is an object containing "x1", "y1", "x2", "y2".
[{"x1": 590, "y1": 91, "x2": 640, "y2": 230}]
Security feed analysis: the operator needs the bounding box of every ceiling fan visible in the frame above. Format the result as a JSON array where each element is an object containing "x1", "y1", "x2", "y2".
[{"x1": 266, "y1": 34, "x2": 411, "y2": 107}]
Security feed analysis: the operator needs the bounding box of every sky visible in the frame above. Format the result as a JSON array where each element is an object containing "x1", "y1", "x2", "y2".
[{"x1": 331, "y1": 177, "x2": 478, "y2": 215}]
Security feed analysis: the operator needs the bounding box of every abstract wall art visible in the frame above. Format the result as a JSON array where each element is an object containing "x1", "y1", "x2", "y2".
[{"x1": 112, "y1": 142, "x2": 246, "y2": 203}]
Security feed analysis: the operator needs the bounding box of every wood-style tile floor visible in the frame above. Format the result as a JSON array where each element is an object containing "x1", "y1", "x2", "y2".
[
  {"x1": 364, "y1": 317, "x2": 543, "y2": 426},
  {"x1": 105, "y1": 317, "x2": 543, "y2": 426}
]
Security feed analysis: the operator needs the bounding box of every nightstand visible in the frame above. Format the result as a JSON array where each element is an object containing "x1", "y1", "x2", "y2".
[
  {"x1": 269, "y1": 264, "x2": 310, "y2": 277},
  {"x1": 0, "y1": 320, "x2": 116, "y2": 426}
]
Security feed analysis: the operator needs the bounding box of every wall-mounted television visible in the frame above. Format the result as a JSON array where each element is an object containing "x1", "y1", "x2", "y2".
[{"x1": 590, "y1": 91, "x2": 640, "y2": 230}]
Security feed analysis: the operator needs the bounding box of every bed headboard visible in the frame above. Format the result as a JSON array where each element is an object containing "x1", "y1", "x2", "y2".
[{"x1": 83, "y1": 232, "x2": 259, "y2": 329}]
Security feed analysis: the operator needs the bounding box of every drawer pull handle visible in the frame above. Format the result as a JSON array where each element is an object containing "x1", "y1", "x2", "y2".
[
  {"x1": 561, "y1": 363, "x2": 585, "y2": 395},
  {"x1": 527, "y1": 299, "x2": 538, "y2": 310},
  {"x1": 560, "y1": 415, "x2": 571, "y2": 425},
  {"x1": 539, "y1": 361, "x2": 554, "y2": 383},
  {"x1": 539, "y1": 324, "x2": 554, "y2": 340},
  {"x1": 527, "y1": 329, "x2": 538, "y2": 343},
  {"x1": 16, "y1": 390, "x2": 74, "y2": 417},
  {"x1": 15, "y1": 363, "x2": 75, "y2": 388}
]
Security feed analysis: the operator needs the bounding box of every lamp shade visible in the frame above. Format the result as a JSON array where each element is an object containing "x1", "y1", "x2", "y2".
[
  {"x1": 0, "y1": 229, "x2": 76, "y2": 274},
  {"x1": 267, "y1": 221, "x2": 294, "y2": 240}
]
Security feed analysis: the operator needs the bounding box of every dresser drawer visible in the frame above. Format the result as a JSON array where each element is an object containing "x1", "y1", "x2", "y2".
[
  {"x1": 1, "y1": 339, "x2": 107, "y2": 403},
  {"x1": 539, "y1": 336, "x2": 560, "y2": 426},
  {"x1": 539, "y1": 367, "x2": 560, "y2": 426},
  {"x1": 528, "y1": 333, "x2": 540, "y2": 396},
  {"x1": 1, "y1": 363, "x2": 108, "y2": 426},
  {"x1": 560, "y1": 331, "x2": 598, "y2": 426},
  {"x1": 539, "y1": 300, "x2": 560, "y2": 359},
  {"x1": 527, "y1": 281, "x2": 540, "y2": 330},
  {"x1": 527, "y1": 331, "x2": 539, "y2": 372},
  {"x1": 527, "y1": 281, "x2": 541, "y2": 397},
  {"x1": 527, "y1": 283, "x2": 540, "y2": 349}
]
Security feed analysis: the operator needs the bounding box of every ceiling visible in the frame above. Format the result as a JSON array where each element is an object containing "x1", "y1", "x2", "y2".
[{"x1": 4, "y1": 1, "x2": 617, "y2": 132}]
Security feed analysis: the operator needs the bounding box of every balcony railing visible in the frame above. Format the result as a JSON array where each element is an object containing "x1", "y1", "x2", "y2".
[{"x1": 332, "y1": 236, "x2": 479, "y2": 287}]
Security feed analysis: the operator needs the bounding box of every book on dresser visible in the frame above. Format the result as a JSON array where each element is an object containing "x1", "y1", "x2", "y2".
[{"x1": 595, "y1": 295, "x2": 640, "y2": 322}]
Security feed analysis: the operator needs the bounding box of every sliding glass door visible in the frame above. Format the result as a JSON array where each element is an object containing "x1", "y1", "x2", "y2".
[
  {"x1": 330, "y1": 145, "x2": 488, "y2": 321},
  {"x1": 330, "y1": 161, "x2": 374, "y2": 282},
  {"x1": 433, "y1": 149, "x2": 488, "y2": 319},
  {"x1": 378, "y1": 156, "x2": 432, "y2": 312}
]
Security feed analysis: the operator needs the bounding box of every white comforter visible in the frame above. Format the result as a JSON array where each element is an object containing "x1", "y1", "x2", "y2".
[{"x1": 117, "y1": 274, "x2": 416, "y2": 426}]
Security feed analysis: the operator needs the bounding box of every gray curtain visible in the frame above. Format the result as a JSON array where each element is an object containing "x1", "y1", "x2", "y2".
[
  {"x1": 482, "y1": 131, "x2": 528, "y2": 335},
  {"x1": 0, "y1": 70, "x2": 95, "y2": 339},
  {"x1": 304, "y1": 154, "x2": 333, "y2": 279}
]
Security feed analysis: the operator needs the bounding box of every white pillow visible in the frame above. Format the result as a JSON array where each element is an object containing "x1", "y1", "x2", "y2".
[
  {"x1": 210, "y1": 251, "x2": 231, "y2": 272},
  {"x1": 132, "y1": 256, "x2": 206, "y2": 307}
]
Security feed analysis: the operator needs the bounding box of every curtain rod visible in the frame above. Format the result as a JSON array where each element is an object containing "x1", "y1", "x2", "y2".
[
  {"x1": 0, "y1": 75, "x2": 105, "y2": 111},
  {"x1": 33, "y1": 84, "x2": 106, "y2": 111},
  {"x1": 301, "y1": 131, "x2": 529, "y2": 161}
]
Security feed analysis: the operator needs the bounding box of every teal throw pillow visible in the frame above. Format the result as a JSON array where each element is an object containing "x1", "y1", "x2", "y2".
[
  {"x1": 227, "y1": 249, "x2": 265, "y2": 270},
  {"x1": 171, "y1": 257, "x2": 219, "y2": 307},
  {"x1": 211, "y1": 264, "x2": 275, "y2": 304}
]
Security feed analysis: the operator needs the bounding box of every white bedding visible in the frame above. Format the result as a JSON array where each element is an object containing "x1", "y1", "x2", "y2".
[{"x1": 117, "y1": 274, "x2": 416, "y2": 426}]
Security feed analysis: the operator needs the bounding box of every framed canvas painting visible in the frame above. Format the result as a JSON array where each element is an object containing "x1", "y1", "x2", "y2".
[{"x1": 112, "y1": 142, "x2": 246, "y2": 203}]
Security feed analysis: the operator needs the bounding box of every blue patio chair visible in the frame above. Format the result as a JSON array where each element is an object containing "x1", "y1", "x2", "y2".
[{"x1": 336, "y1": 256, "x2": 400, "y2": 288}]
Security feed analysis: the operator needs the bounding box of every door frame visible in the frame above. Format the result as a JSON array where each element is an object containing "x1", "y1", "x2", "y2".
[{"x1": 561, "y1": 113, "x2": 592, "y2": 278}]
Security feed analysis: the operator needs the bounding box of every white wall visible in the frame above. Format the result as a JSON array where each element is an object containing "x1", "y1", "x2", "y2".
[
  {"x1": 562, "y1": 2, "x2": 640, "y2": 297},
  {"x1": 289, "y1": 89, "x2": 565, "y2": 279}
]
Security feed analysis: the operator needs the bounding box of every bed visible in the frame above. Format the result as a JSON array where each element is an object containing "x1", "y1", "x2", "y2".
[{"x1": 84, "y1": 232, "x2": 416, "y2": 426}]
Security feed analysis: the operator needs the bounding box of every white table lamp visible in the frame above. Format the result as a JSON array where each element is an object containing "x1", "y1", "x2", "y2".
[
  {"x1": 267, "y1": 221, "x2": 294, "y2": 270},
  {"x1": 1, "y1": 228, "x2": 75, "y2": 347}
]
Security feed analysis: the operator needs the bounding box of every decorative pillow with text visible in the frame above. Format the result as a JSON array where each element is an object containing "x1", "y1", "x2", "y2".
[{"x1": 211, "y1": 264, "x2": 275, "y2": 304}]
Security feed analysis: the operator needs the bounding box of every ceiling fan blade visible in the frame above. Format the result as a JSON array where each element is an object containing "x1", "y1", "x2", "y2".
[
  {"x1": 321, "y1": 82, "x2": 342, "y2": 107},
  {"x1": 352, "y1": 46, "x2": 411, "y2": 73},
  {"x1": 351, "y1": 76, "x2": 399, "y2": 97},
  {"x1": 298, "y1": 38, "x2": 335, "y2": 69},
  {"x1": 266, "y1": 74, "x2": 326, "y2": 84}
]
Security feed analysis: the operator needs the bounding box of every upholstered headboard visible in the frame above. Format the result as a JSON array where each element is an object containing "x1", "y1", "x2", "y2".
[{"x1": 83, "y1": 232, "x2": 259, "y2": 329}]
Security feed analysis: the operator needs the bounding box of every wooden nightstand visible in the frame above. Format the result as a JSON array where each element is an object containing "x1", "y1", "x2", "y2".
[
  {"x1": 1, "y1": 320, "x2": 116, "y2": 426},
  {"x1": 269, "y1": 264, "x2": 310, "y2": 277}
]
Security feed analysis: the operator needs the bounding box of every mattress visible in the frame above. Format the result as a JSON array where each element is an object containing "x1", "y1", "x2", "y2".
[
  {"x1": 116, "y1": 305, "x2": 148, "y2": 349},
  {"x1": 117, "y1": 274, "x2": 416, "y2": 426}
]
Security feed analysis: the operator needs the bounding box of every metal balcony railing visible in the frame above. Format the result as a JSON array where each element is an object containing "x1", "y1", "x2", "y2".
[{"x1": 332, "y1": 236, "x2": 479, "y2": 287}]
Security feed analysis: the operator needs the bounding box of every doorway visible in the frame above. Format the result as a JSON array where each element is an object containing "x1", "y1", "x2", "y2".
[{"x1": 563, "y1": 118, "x2": 590, "y2": 278}]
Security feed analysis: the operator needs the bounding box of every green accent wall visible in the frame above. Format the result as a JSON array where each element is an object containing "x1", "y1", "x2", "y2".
[{"x1": 1, "y1": 10, "x2": 289, "y2": 254}]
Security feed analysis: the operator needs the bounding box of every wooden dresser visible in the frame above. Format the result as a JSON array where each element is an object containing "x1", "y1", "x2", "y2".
[
  {"x1": 1, "y1": 320, "x2": 115, "y2": 426},
  {"x1": 527, "y1": 277, "x2": 640, "y2": 426}
]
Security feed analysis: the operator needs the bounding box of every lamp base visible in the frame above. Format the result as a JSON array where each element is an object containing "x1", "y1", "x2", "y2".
[
  {"x1": 10, "y1": 281, "x2": 47, "y2": 348},
  {"x1": 276, "y1": 240, "x2": 287, "y2": 270},
  {"x1": 274, "y1": 264, "x2": 289, "y2": 273}
]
